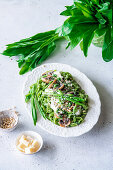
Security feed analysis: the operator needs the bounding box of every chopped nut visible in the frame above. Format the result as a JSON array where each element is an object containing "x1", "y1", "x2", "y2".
[{"x1": 0, "y1": 116, "x2": 16, "y2": 129}]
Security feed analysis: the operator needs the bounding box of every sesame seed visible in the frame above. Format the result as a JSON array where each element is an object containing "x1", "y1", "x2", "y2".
[{"x1": 0, "y1": 116, "x2": 16, "y2": 129}]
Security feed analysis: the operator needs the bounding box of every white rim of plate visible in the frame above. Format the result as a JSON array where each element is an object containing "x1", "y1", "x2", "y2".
[{"x1": 23, "y1": 63, "x2": 101, "y2": 137}]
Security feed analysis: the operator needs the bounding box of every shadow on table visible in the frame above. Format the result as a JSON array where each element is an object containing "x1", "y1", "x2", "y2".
[
  {"x1": 84, "y1": 80, "x2": 113, "y2": 136},
  {"x1": 32, "y1": 140, "x2": 56, "y2": 161}
]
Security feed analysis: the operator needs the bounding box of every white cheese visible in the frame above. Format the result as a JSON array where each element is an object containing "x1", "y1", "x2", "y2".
[
  {"x1": 45, "y1": 88, "x2": 53, "y2": 94},
  {"x1": 32, "y1": 139, "x2": 40, "y2": 149},
  {"x1": 25, "y1": 146, "x2": 38, "y2": 154},
  {"x1": 75, "y1": 110, "x2": 81, "y2": 116},
  {"x1": 26, "y1": 136, "x2": 33, "y2": 144},
  {"x1": 17, "y1": 143, "x2": 26, "y2": 152},
  {"x1": 25, "y1": 147, "x2": 33, "y2": 154},
  {"x1": 50, "y1": 97, "x2": 61, "y2": 112},
  {"x1": 19, "y1": 135, "x2": 29, "y2": 147},
  {"x1": 66, "y1": 80, "x2": 72, "y2": 86},
  {"x1": 54, "y1": 71, "x2": 62, "y2": 78}
]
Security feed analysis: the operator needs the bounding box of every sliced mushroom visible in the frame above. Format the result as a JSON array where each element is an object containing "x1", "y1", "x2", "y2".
[
  {"x1": 58, "y1": 84, "x2": 64, "y2": 90},
  {"x1": 54, "y1": 113, "x2": 60, "y2": 118},
  {"x1": 67, "y1": 106, "x2": 73, "y2": 112},
  {"x1": 59, "y1": 118, "x2": 71, "y2": 127},
  {"x1": 54, "y1": 111, "x2": 64, "y2": 118},
  {"x1": 67, "y1": 91, "x2": 74, "y2": 94},
  {"x1": 67, "y1": 103, "x2": 75, "y2": 112},
  {"x1": 47, "y1": 75, "x2": 52, "y2": 78},
  {"x1": 62, "y1": 107, "x2": 67, "y2": 111},
  {"x1": 49, "y1": 71, "x2": 54, "y2": 75},
  {"x1": 41, "y1": 78, "x2": 50, "y2": 84},
  {"x1": 48, "y1": 79, "x2": 57, "y2": 88}
]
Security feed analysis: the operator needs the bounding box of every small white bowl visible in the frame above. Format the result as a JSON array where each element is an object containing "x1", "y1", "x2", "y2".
[
  {"x1": 0, "y1": 108, "x2": 18, "y2": 132},
  {"x1": 16, "y1": 131, "x2": 43, "y2": 155}
]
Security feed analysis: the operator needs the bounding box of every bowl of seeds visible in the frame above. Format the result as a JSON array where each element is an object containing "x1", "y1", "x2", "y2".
[{"x1": 0, "y1": 108, "x2": 18, "y2": 132}]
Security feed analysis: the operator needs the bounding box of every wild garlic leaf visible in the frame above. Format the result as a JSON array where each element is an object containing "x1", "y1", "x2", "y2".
[
  {"x1": 60, "y1": 5, "x2": 82, "y2": 17},
  {"x1": 75, "y1": 0, "x2": 90, "y2": 4},
  {"x1": 74, "y1": 2, "x2": 94, "y2": 19},
  {"x1": 68, "y1": 30, "x2": 83, "y2": 49},
  {"x1": 98, "y1": 2, "x2": 110, "y2": 12},
  {"x1": 61, "y1": 18, "x2": 75, "y2": 36},
  {"x1": 29, "y1": 50, "x2": 45, "y2": 70},
  {"x1": 65, "y1": 5, "x2": 75, "y2": 10},
  {"x1": 19, "y1": 62, "x2": 31, "y2": 75},
  {"x1": 91, "y1": 0, "x2": 99, "y2": 5},
  {"x1": 66, "y1": 42, "x2": 71, "y2": 49},
  {"x1": 101, "y1": 9, "x2": 112, "y2": 25},
  {"x1": 19, "y1": 41, "x2": 56, "y2": 75},
  {"x1": 38, "y1": 42, "x2": 56, "y2": 64},
  {"x1": 2, "y1": 45, "x2": 34, "y2": 57},
  {"x1": 17, "y1": 54, "x2": 25, "y2": 68},
  {"x1": 80, "y1": 40, "x2": 83, "y2": 51},
  {"x1": 55, "y1": 26, "x2": 63, "y2": 36},
  {"x1": 19, "y1": 50, "x2": 43, "y2": 74},
  {"x1": 95, "y1": 12, "x2": 106, "y2": 25},
  {"x1": 102, "y1": 27, "x2": 113, "y2": 62},
  {"x1": 83, "y1": 24, "x2": 98, "y2": 56},
  {"x1": 60, "y1": 5, "x2": 74, "y2": 16},
  {"x1": 61, "y1": 16, "x2": 97, "y2": 37},
  {"x1": 95, "y1": 27, "x2": 106, "y2": 37},
  {"x1": 66, "y1": 23, "x2": 97, "y2": 50},
  {"x1": 25, "y1": 49, "x2": 43, "y2": 62},
  {"x1": 7, "y1": 30, "x2": 56, "y2": 47},
  {"x1": 6, "y1": 40, "x2": 43, "y2": 49}
]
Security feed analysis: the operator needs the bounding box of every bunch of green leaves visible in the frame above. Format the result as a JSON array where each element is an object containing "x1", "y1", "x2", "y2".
[
  {"x1": 2, "y1": 0, "x2": 113, "y2": 75},
  {"x1": 59, "y1": 0, "x2": 112, "y2": 61},
  {"x1": 2, "y1": 30, "x2": 60, "y2": 75}
]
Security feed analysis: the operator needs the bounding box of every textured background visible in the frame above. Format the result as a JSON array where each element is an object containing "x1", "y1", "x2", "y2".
[{"x1": 0, "y1": 0, "x2": 113, "y2": 170}]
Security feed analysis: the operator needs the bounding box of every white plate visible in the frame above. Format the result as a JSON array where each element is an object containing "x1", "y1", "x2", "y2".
[{"x1": 23, "y1": 63, "x2": 101, "y2": 137}]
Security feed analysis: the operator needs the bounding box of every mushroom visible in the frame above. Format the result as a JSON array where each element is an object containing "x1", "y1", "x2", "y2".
[
  {"x1": 54, "y1": 113, "x2": 60, "y2": 118},
  {"x1": 41, "y1": 73, "x2": 53, "y2": 83},
  {"x1": 67, "y1": 106, "x2": 73, "y2": 112},
  {"x1": 58, "y1": 84, "x2": 64, "y2": 90},
  {"x1": 59, "y1": 118, "x2": 71, "y2": 127},
  {"x1": 67, "y1": 103, "x2": 75, "y2": 112},
  {"x1": 67, "y1": 91, "x2": 74, "y2": 94},
  {"x1": 54, "y1": 111, "x2": 64, "y2": 118},
  {"x1": 48, "y1": 79, "x2": 57, "y2": 88},
  {"x1": 41, "y1": 78, "x2": 50, "y2": 84},
  {"x1": 47, "y1": 75, "x2": 52, "y2": 78}
]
